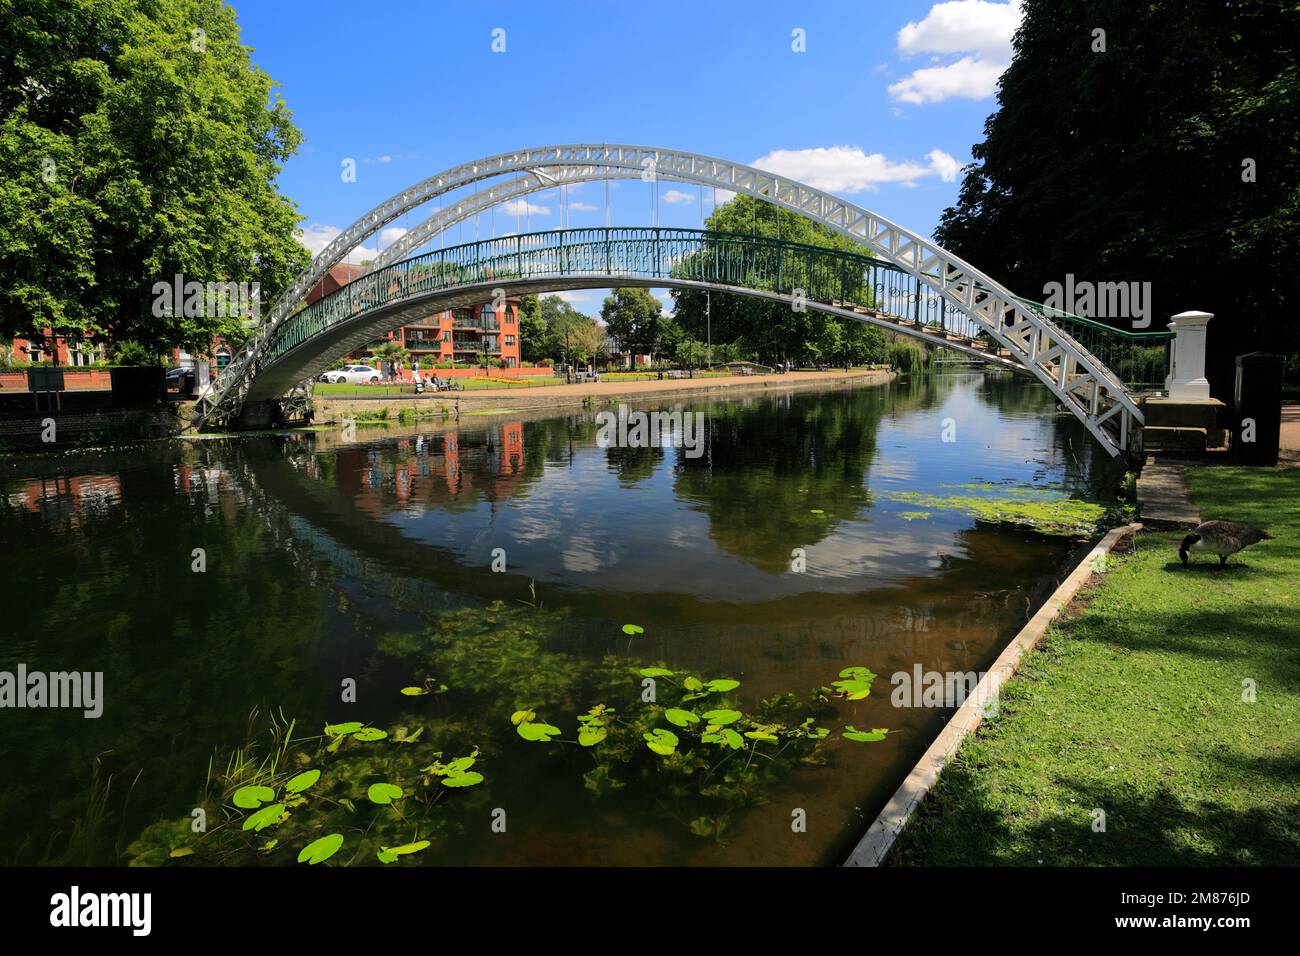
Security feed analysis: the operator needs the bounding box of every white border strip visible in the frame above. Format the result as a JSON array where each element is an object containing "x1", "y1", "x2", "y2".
[{"x1": 843, "y1": 521, "x2": 1144, "y2": 867}]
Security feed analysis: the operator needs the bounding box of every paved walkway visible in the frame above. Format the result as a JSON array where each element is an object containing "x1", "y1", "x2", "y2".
[
  {"x1": 314, "y1": 368, "x2": 892, "y2": 418},
  {"x1": 1136, "y1": 456, "x2": 1200, "y2": 530},
  {"x1": 1281, "y1": 403, "x2": 1300, "y2": 450}
]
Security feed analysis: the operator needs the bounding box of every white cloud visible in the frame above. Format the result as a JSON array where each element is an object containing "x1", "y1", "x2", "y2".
[
  {"x1": 379, "y1": 226, "x2": 407, "y2": 248},
  {"x1": 897, "y1": 0, "x2": 1020, "y2": 57},
  {"x1": 661, "y1": 189, "x2": 695, "y2": 204},
  {"x1": 753, "y1": 145, "x2": 960, "y2": 193},
  {"x1": 926, "y1": 148, "x2": 962, "y2": 182},
  {"x1": 503, "y1": 199, "x2": 550, "y2": 217},
  {"x1": 297, "y1": 223, "x2": 378, "y2": 264},
  {"x1": 889, "y1": 0, "x2": 1021, "y2": 105},
  {"x1": 889, "y1": 55, "x2": 1009, "y2": 104}
]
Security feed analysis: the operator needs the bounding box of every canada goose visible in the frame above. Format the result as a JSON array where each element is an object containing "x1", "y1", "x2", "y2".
[{"x1": 1179, "y1": 520, "x2": 1272, "y2": 566}]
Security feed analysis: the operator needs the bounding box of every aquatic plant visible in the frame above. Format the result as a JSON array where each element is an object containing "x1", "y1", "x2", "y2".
[
  {"x1": 883, "y1": 483, "x2": 1113, "y2": 536},
  {"x1": 125, "y1": 603, "x2": 892, "y2": 863}
]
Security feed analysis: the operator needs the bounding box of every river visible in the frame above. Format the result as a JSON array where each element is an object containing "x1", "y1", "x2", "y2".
[{"x1": 0, "y1": 370, "x2": 1125, "y2": 866}]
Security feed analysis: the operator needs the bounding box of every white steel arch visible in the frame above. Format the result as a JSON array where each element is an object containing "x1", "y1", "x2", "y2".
[{"x1": 200, "y1": 145, "x2": 1142, "y2": 455}]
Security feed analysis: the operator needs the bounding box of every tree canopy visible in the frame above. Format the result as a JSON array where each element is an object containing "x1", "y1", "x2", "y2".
[
  {"x1": 934, "y1": 0, "x2": 1300, "y2": 391},
  {"x1": 535, "y1": 294, "x2": 605, "y2": 363},
  {"x1": 600, "y1": 287, "x2": 662, "y2": 358},
  {"x1": 671, "y1": 195, "x2": 887, "y2": 366},
  {"x1": 0, "y1": 0, "x2": 310, "y2": 354}
]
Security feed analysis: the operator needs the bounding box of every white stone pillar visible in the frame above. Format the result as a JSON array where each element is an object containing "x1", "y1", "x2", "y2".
[{"x1": 1165, "y1": 311, "x2": 1213, "y2": 399}]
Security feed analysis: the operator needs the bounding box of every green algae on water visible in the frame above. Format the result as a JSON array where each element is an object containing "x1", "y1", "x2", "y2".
[{"x1": 884, "y1": 482, "x2": 1111, "y2": 536}]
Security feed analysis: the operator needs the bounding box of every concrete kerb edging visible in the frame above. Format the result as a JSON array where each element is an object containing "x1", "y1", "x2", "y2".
[{"x1": 842, "y1": 521, "x2": 1145, "y2": 867}]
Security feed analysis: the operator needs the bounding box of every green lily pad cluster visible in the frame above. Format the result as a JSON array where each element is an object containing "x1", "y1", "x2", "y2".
[
  {"x1": 324, "y1": 721, "x2": 388, "y2": 752},
  {"x1": 124, "y1": 601, "x2": 896, "y2": 862},
  {"x1": 124, "y1": 709, "x2": 491, "y2": 867}
]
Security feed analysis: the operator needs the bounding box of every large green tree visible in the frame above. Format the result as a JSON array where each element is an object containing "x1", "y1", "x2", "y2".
[
  {"x1": 671, "y1": 195, "x2": 886, "y2": 366},
  {"x1": 935, "y1": 0, "x2": 1300, "y2": 392},
  {"x1": 600, "y1": 287, "x2": 662, "y2": 359},
  {"x1": 0, "y1": 0, "x2": 309, "y2": 354},
  {"x1": 516, "y1": 293, "x2": 548, "y2": 363},
  {"x1": 536, "y1": 294, "x2": 604, "y2": 363}
]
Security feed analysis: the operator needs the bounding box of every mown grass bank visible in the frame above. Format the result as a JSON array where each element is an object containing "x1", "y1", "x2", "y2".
[{"x1": 889, "y1": 466, "x2": 1300, "y2": 866}]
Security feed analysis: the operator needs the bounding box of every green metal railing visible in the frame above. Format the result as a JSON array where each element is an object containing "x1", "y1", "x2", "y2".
[
  {"x1": 260, "y1": 228, "x2": 1172, "y2": 390},
  {"x1": 1011, "y1": 296, "x2": 1174, "y2": 391}
]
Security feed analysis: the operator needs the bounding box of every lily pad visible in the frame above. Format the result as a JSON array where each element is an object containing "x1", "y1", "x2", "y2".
[
  {"x1": 284, "y1": 770, "x2": 320, "y2": 794},
  {"x1": 441, "y1": 772, "x2": 484, "y2": 788},
  {"x1": 644, "y1": 728, "x2": 679, "y2": 756},
  {"x1": 705, "y1": 678, "x2": 741, "y2": 693},
  {"x1": 242, "y1": 803, "x2": 286, "y2": 832},
  {"x1": 517, "y1": 721, "x2": 561, "y2": 742},
  {"x1": 702, "y1": 728, "x2": 744, "y2": 750},
  {"x1": 664, "y1": 708, "x2": 700, "y2": 727},
  {"x1": 366, "y1": 782, "x2": 404, "y2": 805},
  {"x1": 297, "y1": 833, "x2": 344, "y2": 865},
  {"x1": 377, "y1": 839, "x2": 430, "y2": 864},
  {"x1": 324, "y1": 721, "x2": 363, "y2": 736},
  {"x1": 444, "y1": 754, "x2": 477, "y2": 774},
  {"x1": 832, "y1": 666, "x2": 878, "y2": 700},
  {"x1": 232, "y1": 785, "x2": 276, "y2": 809},
  {"x1": 842, "y1": 726, "x2": 889, "y2": 743}
]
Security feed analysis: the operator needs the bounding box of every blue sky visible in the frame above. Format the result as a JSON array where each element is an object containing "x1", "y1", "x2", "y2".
[{"x1": 234, "y1": 0, "x2": 1023, "y2": 315}]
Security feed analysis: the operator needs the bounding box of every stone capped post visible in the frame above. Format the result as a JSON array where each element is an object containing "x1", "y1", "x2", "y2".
[{"x1": 1165, "y1": 310, "x2": 1213, "y2": 400}]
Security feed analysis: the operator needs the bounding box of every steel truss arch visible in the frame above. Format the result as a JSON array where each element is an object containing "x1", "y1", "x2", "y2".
[{"x1": 200, "y1": 145, "x2": 1144, "y2": 456}]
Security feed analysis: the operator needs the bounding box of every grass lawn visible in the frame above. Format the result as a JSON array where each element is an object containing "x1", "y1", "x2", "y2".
[
  {"x1": 314, "y1": 378, "x2": 560, "y2": 395},
  {"x1": 314, "y1": 382, "x2": 416, "y2": 396},
  {"x1": 889, "y1": 465, "x2": 1300, "y2": 866}
]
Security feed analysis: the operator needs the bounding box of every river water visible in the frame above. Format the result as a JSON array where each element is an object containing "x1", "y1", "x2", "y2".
[{"x1": 0, "y1": 371, "x2": 1123, "y2": 866}]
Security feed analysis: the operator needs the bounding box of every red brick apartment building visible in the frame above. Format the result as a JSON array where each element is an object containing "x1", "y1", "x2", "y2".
[{"x1": 306, "y1": 264, "x2": 523, "y2": 369}]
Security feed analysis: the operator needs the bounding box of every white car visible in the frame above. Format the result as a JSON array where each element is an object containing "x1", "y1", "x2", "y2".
[{"x1": 322, "y1": 365, "x2": 382, "y2": 384}]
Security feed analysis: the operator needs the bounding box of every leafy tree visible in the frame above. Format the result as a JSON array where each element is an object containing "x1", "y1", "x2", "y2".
[
  {"x1": 671, "y1": 195, "x2": 886, "y2": 366},
  {"x1": 0, "y1": 0, "x2": 310, "y2": 356},
  {"x1": 516, "y1": 294, "x2": 547, "y2": 363},
  {"x1": 935, "y1": 0, "x2": 1300, "y2": 394},
  {"x1": 371, "y1": 340, "x2": 411, "y2": 368},
  {"x1": 536, "y1": 294, "x2": 604, "y2": 363},
  {"x1": 600, "y1": 287, "x2": 662, "y2": 360}
]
